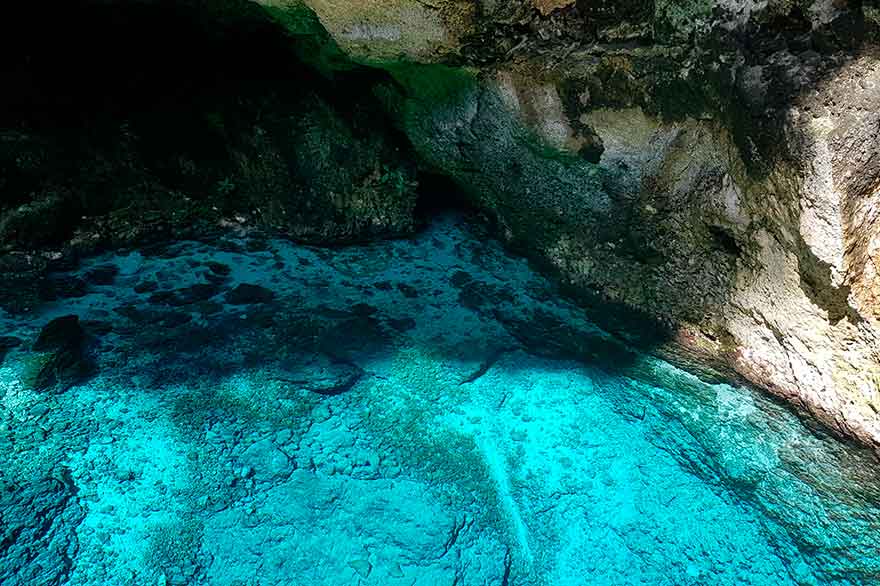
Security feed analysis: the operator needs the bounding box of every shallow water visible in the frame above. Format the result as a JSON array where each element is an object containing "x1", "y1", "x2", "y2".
[{"x1": 1, "y1": 215, "x2": 879, "y2": 586}]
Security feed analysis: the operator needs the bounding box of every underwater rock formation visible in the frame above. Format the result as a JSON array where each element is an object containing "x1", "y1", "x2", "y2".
[
  {"x1": 25, "y1": 315, "x2": 93, "y2": 394},
  {"x1": 2, "y1": 215, "x2": 880, "y2": 585}
]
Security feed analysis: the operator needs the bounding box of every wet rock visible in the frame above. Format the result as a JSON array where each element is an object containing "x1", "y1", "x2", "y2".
[
  {"x1": 396, "y1": 283, "x2": 419, "y2": 298},
  {"x1": 0, "y1": 336, "x2": 21, "y2": 364},
  {"x1": 274, "y1": 352, "x2": 363, "y2": 396},
  {"x1": 206, "y1": 262, "x2": 232, "y2": 277},
  {"x1": 84, "y1": 264, "x2": 119, "y2": 286},
  {"x1": 150, "y1": 284, "x2": 221, "y2": 306},
  {"x1": 38, "y1": 275, "x2": 87, "y2": 301},
  {"x1": 387, "y1": 317, "x2": 416, "y2": 332},
  {"x1": 194, "y1": 300, "x2": 224, "y2": 316},
  {"x1": 81, "y1": 320, "x2": 113, "y2": 336},
  {"x1": 225, "y1": 284, "x2": 275, "y2": 305},
  {"x1": 133, "y1": 280, "x2": 159, "y2": 294},
  {"x1": 25, "y1": 315, "x2": 94, "y2": 393},
  {"x1": 33, "y1": 315, "x2": 84, "y2": 351},
  {"x1": 348, "y1": 559, "x2": 372, "y2": 579},
  {"x1": 240, "y1": 438, "x2": 293, "y2": 482},
  {"x1": 0, "y1": 471, "x2": 84, "y2": 586},
  {"x1": 351, "y1": 303, "x2": 378, "y2": 317}
]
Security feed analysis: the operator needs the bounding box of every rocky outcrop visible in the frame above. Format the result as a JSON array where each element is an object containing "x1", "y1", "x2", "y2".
[
  {"x1": 0, "y1": 1, "x2": 419, "y2": 252},
  {"x1": 277, "y1": 0, "x2": 880, "y2": 446},
  {"x1": 25, "y1": 315, "x2": 94, "y2": 394}
]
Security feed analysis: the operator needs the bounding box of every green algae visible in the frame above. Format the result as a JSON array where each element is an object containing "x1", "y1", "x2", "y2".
[{"x1": 259, "y1": 2, "x2": 357, "y2": 78}]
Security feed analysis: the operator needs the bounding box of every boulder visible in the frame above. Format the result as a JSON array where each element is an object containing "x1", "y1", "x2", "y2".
[{"x1": 25, "y1": 315, "x2": 94, "y2": 393}]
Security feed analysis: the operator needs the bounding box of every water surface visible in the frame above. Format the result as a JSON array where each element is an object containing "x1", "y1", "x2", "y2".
[{"x1": 1, "y1": 216, "x2": 879, "y2": 585}]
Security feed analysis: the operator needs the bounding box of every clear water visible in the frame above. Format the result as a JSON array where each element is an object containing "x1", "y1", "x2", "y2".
[{"x1": 1, "y1": 215, "x2": 879, "y2": 586}]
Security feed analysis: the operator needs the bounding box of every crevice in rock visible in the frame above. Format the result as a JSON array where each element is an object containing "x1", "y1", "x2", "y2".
[
  {"x1": 708, "y1": 224, "x2": 743, "y2": 257},
  {"x1": 796, "y1": 240, "x2": 864, "y2": 326}
]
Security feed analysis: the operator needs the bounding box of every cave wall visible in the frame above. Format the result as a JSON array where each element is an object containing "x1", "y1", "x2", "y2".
[
  {"x1": 277, "y1": 0, "x2": 880, "y2": 446},
  {"x1": 1, "y1": 0, "x2": 879, "y2": 446},
  {"x1": 0, "y1": 1, "x2": 419, "y2": 251}
]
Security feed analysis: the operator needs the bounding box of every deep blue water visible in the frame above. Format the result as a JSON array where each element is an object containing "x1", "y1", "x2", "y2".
[{"x1": 1, "y1": 216, "x2": 879, "y2": 585}]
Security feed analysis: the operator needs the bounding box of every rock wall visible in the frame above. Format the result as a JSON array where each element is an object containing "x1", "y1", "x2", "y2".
[
  {"x1": 0, "y1": 1, "x2": 419, "y2": 312},
  {"x1": 280, "y1": 0, "x2": 880, "y2": 446}
]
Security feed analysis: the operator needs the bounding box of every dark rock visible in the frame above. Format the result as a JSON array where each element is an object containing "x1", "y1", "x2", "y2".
[
  {"x1": 225, "y1": 283, "x2": 275, "y2": 305},
  {"x1": 204, "y1": 272, "x2": 228, "y2": 286},
  {"x1": 244, "y1": 307, "x2": 277, "y2": 328},
  {"x1": 176, "y1": 284, "x2": 222, "y2": 305},
  {"x1": 147, "y1": 290, "x2": 177, "y2": 305},
  {"x1": 194, "y1": 300, "x2": 224, "y2": 316},
  {"x1": 396, "y1": 283, "x2": 419, "y2": 298},
  {"x1": 116, "y1": 305, "x2": 193, "y2": 330},
  {"x1": 387, "y1": 317, "x2": 417, "y2": 332},
  {"x1": 274, "y1": 352, "x2": 364, "y2": 396},
  {"x1": 0, "y1": 336, "x2": 21, "y2": 364},
  {"x1": 352, "y1": 303, "x2": 378, "y2": 317},
  {"x1": 0, "y1": 470, "x2": 84, "y2": 586},
  {"x1": 26, "y1": 315, "x2": 94, "y2": 393},
  {"x1": 158, "y1": 312, "x2": 193, "y2": 328},
  {"x1": 82, "y1": 320, "x2": 113, "y2": 336},
  {"x1": 33, "y1": 315, "x2": 84, "y2": 351},
  {"x1": 450, "y1": 271, "x2": 471, "y2": 287},
  {"x1": 318, "y1": 316, "x2": 389, "y2": 360},
  {"x1": 0, "y1": 336, "x2": 22, "y2": 350},
  {"x1": 206, "y1": 261, "x2": 231, "y2": 276},
  {"x1": 149, "y1": 283, "x2": 221, "y2": 306},
  {"x1": 38, "y1": 275, "x2": 88, "y2": 301},
  {"x1": 456, "y1": 280, "x2": 515, "y2": 311},
  {"x1": 217, "y1": 241, "x2": 245, "y2": 254},
  {"x1": 133, "y1": 280, "x2": 159, "y2": 294},
  {"x1": 246, "y1": 239, "x2": 269, "y2": 252},
  {"x1": 84, "y1": 264, "x2": 119, "y2": 285}
]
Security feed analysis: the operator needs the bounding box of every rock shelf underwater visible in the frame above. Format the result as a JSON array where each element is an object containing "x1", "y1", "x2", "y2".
[{"x1": 2, "y1": 214, "x2": 880, "y2": 586}]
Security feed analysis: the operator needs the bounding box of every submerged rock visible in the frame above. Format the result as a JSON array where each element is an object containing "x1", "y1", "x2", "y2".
[
  {"x1": 225, "y1": 283, "x2": 275, "y2": 305},
  {"x1": 0, "y1": 471, "x2": 84, "y2": 586},
  {"x1": 83, "y1": 264, "x2": 119, "y2": 286},
  {"x1": 0, "y1": 216, "x2": 878, "y2": 585},
  {"x1": 0, "y1": 335, "x2": 21, "y2": 365},
  {"x1": 24, "y1": 315, "x2": 93, "y2": 393},
  {"x1": 274, "y1": 352, "x2": 364, "y2": 396}
]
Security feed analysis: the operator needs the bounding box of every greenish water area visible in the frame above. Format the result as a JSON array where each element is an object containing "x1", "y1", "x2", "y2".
[{"x1": 1, "y1": 215, "x2": 879, "y2": 585}]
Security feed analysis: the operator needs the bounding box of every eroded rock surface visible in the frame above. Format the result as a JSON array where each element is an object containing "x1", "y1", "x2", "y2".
[{"x1": 277, "y1": 0, "x2": 880, "y2": 447}]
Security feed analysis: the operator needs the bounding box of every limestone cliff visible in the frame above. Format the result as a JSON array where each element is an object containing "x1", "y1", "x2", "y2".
[{"x1": 272, "y1": 0, "x2": 880, "y2": 447}]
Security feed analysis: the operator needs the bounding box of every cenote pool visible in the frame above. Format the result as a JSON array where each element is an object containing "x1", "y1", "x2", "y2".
[{"x1": 1, "y1": 215, "x2": 879, "y2": 585}]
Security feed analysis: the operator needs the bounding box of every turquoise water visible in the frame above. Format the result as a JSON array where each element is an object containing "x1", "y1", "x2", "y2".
[{"x1": 1, "y1": 215, "x2": 879, "y2": 585}]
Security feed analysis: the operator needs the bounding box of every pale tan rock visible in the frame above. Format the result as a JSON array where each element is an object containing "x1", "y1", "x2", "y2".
[
  {"x1": 533, "y1": 0, "x2": 575, "y2": 16},
  {"x1": 273, "y1": 0, "x2": 475, "y2": 62}
]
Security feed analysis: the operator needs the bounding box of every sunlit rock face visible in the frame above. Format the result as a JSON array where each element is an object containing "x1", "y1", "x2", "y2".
[{"x1": 274, "y1": 0, "x2": 880, "y2": 447}]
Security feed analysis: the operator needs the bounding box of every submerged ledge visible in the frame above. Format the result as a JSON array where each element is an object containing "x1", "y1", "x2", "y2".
[{"x1": 1, "y1": 214, "x2": 879, "y2": 585}]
